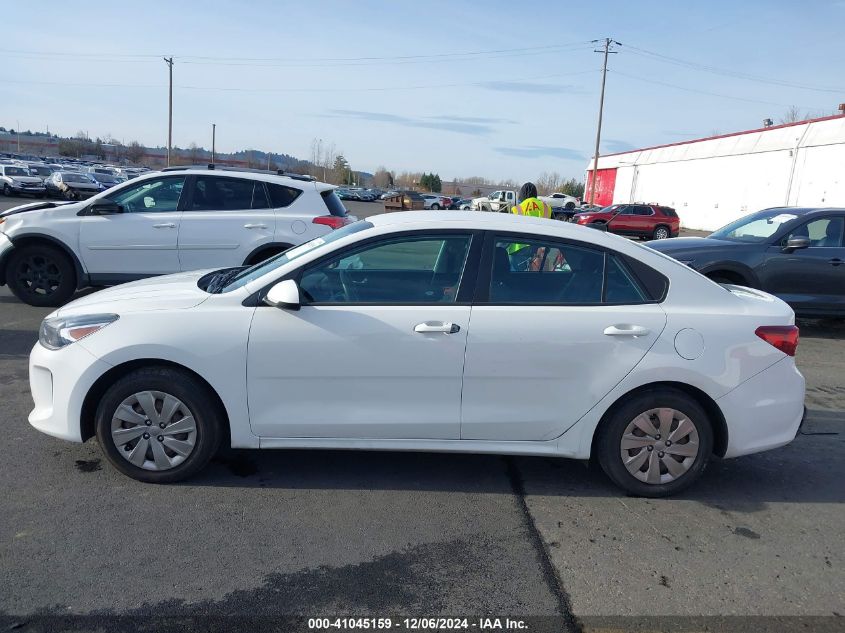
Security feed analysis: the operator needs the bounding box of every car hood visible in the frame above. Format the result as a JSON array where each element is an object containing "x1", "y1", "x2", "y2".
[
  {"x1": 8, "y1": 176, "x2": 44, "y2": 184},
  {"x1": 646, "y1": 236, "x2": 744, "y2": 254},
  {"x1": 56, "y1": 270, "x2": 214, "y2": 317},
  {"x1": 0, "y1": 200, "x2": 78, "y2": 218}
]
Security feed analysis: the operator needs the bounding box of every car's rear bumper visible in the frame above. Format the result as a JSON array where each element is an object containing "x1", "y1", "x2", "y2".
[{"x1": 717, "y1": 356, "x2": 806, "y2": 458}]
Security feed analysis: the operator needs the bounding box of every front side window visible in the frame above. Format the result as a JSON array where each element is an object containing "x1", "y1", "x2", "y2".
[
  {"x1": 300, "y1": 235, "x2": 472, "y2": 304},
  {"x1": 488, "y1": 238, "x2": 648, "y2": 305},
  {"x1": 788, "y1": 217, "x2": 844, "y2": 248},
  {"x1": 105, "y1": 176, "x2": 186, "y2": 213}
]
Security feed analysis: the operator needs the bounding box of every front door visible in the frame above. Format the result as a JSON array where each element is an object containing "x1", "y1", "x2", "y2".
[
  {"x1": 178, "y1": 175, "x2": 277, "y2": 271},
  {"x1": 78, "y1": 175, "x2": 186, "y2": 276},
  {"x1": 247, "y1": 232, "x2": 477, "y2": 439},
  {"x1": 461, "y1": 234, "x2": 667, "y2": 441},
  {"x1": 759, "y1": 214, "x2": 845, "y2": 314}
]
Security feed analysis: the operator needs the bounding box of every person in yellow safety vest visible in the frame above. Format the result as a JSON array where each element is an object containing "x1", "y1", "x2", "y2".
[
  {"x1": 510, "y1": 182, "x2": 552, "y2": 219},
  {"x1": 507, "y1": 182, "x2": 552, "y2": 265}
]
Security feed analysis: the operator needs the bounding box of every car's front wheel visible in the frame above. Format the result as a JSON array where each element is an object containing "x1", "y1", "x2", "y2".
[
  {"x1": 6, "y1": 244, "x2": 77, "y2": 306},
  {"x1": 96, "y1": 367, "x2": 224, "y2": 483},
  {"x1": 596, "y1": 389, "x2": 713, "y2": 497},
  {"x1": 431, "y1": 203, "x2": 440, "y2": 210},
  {"x1": 2, "y1": 184, "x2": 10, "y2": 196}
]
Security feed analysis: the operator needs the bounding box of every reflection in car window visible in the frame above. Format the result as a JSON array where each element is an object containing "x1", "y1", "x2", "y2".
[
  {"x1": 105, "y1": 176, "x2": 186, "y2": 213},
  {"x1": 220, "y1": 221, "x2": 374, "y2": 292},
  {"x1": 710, "y1": 209, "x2": 799, "y2": 243},
  {"x1": 300, "y1": 235, "x2": 471, "y2": 304}
]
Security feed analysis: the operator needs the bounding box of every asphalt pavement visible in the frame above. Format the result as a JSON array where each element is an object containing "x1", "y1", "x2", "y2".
[{"x1": 0, "y1": 196, "x2": 843, "y2": 632}]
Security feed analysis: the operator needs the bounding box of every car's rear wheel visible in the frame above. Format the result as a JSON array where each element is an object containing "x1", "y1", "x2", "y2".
[
  {"x1": 6, "y1": 244, "x2": 77, "y2": 307},
  {"x1": 596, "y1": 389, "x2": 713, "y2": 497},
  {"x1": 565, "y1": 201, "x2": 575, "y2": 210},
  {"x1": 431, "y1": 203, "x2": 441, "y2": 210},
  {"x1": 653, "y1": 225, "x2": 670, "y2": 240},
  {"x1": 95, "y1": 367, "x2": 223, "y2": 483},
  {"x1": 2, "y1": 184, "x2": 10, "y2": 196}
]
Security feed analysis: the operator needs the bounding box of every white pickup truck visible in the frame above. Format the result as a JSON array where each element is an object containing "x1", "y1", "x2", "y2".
[{"x1": 470, "y1": 190, "x2": 580, "y2": 219}]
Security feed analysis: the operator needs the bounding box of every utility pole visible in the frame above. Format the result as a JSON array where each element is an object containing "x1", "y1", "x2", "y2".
[
  {"x1": 588, "y1": 38, "x2": 620, "y2": 206},
  {"x1": 16, "y1": 119, "x2": 20, "y2": 151},
  {"x1": 211, "y1": 123, "x2": 216, "y2": 164},
  {"x1": 164, "y1": 57, "x2": 174, "y2": 166}
]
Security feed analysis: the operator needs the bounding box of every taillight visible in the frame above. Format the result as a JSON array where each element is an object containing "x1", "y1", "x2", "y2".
[
  {"x1": 312, "y1": 215, "x2": 351, "y2": 230},
  {"x1": 755, "y1": 325, "x2": 799, "y2": 356}
]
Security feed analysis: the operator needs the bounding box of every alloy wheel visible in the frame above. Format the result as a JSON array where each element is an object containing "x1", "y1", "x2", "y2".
[
  {"x1": 619, "y1": 407, "x2": 700, "y2": 485},
  {"x1": 15, "y1": 254, "x2": 63, "y2": 297},
  {"x1": 111, "y1": 390, "x2": 198, "y2": 471},
  {"x1": 655, "y1": 227, "x2": 669, "y2": 239}
]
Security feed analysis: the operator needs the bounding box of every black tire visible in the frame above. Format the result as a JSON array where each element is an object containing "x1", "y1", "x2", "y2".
[
  {"x1": 2, "y1": 184, "x2": 10, "y2": 196},
  {"x1": 95, "y1": 367, "x2": 224, "y2": 483},
  {"x1": 565, "y1": 201, "x2": 575, "y2": 210},
  {"x1": 6, "y1": 244, "x2": 77, "y2": 307},
  {"x1": 653, "y1": 225, "x2": 670, "y2": 240},
  {"x1": 431, "y1": 203, "x2": 441, "y2": 210},
  {"x1": 595, "y1": 388, "x2": 713, "y2": 497}
]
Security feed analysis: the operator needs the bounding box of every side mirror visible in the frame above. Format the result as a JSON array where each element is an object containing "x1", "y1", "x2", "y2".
[
  {"x1": 782, "y1": 237, "x2": 810, "y2": 253},
  {"x1": 264, "y1": 279, "x2": 301, "y2": 310},
  {"x1": 88, "y1": 202, "x2": 123, "y2": 215}
]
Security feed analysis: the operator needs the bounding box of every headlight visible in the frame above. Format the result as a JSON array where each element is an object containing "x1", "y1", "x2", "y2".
[{"x1": 39, "y1": 313, "x2": 119, "y2": 350}]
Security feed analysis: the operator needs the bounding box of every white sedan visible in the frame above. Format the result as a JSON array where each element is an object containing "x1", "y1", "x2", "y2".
[{"x1": 28, "y1": 212, "x2": 805, "y2": 496}]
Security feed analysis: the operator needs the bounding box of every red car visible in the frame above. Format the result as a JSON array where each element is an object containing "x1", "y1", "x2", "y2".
[{"x1": 572, "y1": 203, "x2": 680, "y2": 240}]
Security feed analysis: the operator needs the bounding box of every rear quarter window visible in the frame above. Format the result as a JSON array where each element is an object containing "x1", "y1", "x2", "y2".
[
  {"x1": 266, "y1": 183, "x2": 302, "y2": 208},
  {"x1": 660, "y1": 207, "x2": 678, "y2": 218}
]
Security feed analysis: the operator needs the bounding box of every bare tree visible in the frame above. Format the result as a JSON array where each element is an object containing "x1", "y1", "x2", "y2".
[{"x1": 779, "y1": 105, "x2": 807, "y2": 124}]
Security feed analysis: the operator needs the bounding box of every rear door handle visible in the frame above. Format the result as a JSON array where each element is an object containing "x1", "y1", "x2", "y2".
[
  {"x1": 414, "y1": 321, "x2": 460, "y2": 334},
  {"x1": 244, "y1": 223, "x2": 268, "y2": 229},
  {"x1": 604, "y1": 324, "x2": 650, "y2": 337},
  {"x1": 152, "y1": 222, "x2": 176, "y2": 229},
  {"x1": 830, "y1": 258, "x2": 843, "y2": 266}
]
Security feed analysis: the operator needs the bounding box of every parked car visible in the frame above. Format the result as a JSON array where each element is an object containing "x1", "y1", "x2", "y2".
[
  {"x1": 44, "y1": 171, "x2": 103, "y2": 200},
  {"x1": 545, "y1": 192, "x2": 580, "y2": 211},
  {"x1": 573, "y1": 203, "x2": 680, "y2": 240},
  {"x1": 0, "y1": 165, "x2": 46, "y2": 198},
  {"x1": 421, "y1": 194, "x2": 449, "y2": 210},
  {"x1": 87, "y1": 173, "x2": 126, "y2": 191},
  {"x1": 27, "y1": 164, "x2": 57, "y2": 183},
  {"x1": 26, "y1": 211, "x2": 805, "y2": 497},
  {"x1": 357, "y1": 190, "x2": 377, "y2": 202},
  {"x1": 0, "y1": 166, "x2": 353, "y2": 306},
  {"x1": 449, "y1": 198, "x2": 472, "y2": 210},
  {"x1": 648, "y1": 206, "x2": 845, "y2": 317}
]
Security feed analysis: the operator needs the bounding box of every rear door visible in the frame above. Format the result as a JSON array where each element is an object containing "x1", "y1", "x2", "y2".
[
  {"x1": 759, "y1": 214, "x2": 845, "y2": 314},
  {"x1": 461, "y1": 233, "x2": 667, "y2": 441},
  {"x1": 608, "y1": 205, "x2": 636, "y2": 233},
  {"x1": 177, "y1": 175, "x2": 276, "y2": 271},
  {"x1": 77, "y1": 175, "x2": 185, "y2": 276}
]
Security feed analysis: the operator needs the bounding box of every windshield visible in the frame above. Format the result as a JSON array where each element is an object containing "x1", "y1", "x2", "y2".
[
  {"x1": 219, "y1": 221, "x2": 374, "y2": 293},
  {"x1": 709, "y1": 209, "x2": 801, "y2": 243},
  {"x1": 5, "y1": 167, "x2": 29, "y2": 176}
]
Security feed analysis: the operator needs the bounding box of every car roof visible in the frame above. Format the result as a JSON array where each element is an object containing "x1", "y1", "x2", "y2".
[{"x1": 138, "y1": 168, "x2": 332, "y2": 191}]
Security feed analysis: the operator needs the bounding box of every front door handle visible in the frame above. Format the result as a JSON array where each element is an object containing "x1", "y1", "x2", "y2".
[
  {"x1": 604, "y1": 324, "x2": 650, "y2": 337},
  {"x1": 244, "y1": 223, "x2": 268, "y2": 229},
  {"x1": 830, "y1": 258, "x2": 843, "y2": 266},
  {"x1": 414, "y1": 321, "x2": 460, "y2": 334},
  {"x1": 152, "y1": 222, "x2": 176, "y2": 229}
]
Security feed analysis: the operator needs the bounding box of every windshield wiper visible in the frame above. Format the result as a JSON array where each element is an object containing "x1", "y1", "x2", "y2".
[{"x1": 205, "y1": 267, "x2": 245, "y2": 294}]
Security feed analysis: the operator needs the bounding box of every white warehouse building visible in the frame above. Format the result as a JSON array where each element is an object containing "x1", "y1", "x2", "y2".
[{"x1": 585, "y1": 113, "x2": 845, "y2": 231}]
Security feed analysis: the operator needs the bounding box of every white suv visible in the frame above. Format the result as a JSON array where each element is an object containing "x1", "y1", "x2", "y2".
[{"x1": 0, "y1": 166, "x2": 351, "y2": 306}]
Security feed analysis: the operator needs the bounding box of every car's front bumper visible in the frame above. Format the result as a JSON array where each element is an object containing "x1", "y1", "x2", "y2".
[
  {"x1": 718, "y1": 356, "x2": 806, "y2": 458},
  {"x1": 29, "y1": 340, "x2": 112, "y2": 443},
  {"x1": 9, "y1": 184, "x2": 46, "y2": 194}
]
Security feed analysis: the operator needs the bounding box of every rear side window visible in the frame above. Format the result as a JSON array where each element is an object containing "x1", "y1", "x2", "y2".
[
  {"x1": 322, "y1": 190, "x2": 348, "y2": 217},
  {"x1": 266, "y1": 183, "x2": 302, "y2": 208},
  {"x1": 190, "y1": 176, "x2": 268, "y2": 211}
]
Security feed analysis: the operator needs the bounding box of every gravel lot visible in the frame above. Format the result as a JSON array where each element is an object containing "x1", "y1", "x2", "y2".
[{"x1": 0, "y1": 196, "x2": 843, "y2": 632}]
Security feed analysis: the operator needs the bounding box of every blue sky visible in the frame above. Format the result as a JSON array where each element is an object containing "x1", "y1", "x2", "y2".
[{"x1": 2, "y1": 0, "x2": 843, "y2": 182}]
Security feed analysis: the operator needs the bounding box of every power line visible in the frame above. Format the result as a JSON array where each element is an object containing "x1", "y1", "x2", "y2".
[
  {"x1": 0, "y1": 69, "x2": 601, "y2": 93},
  {"x1": 610, "y1": 69, "x2": 821, "y2": 109},
  {"x1": 623, "y1": 44, "x2": 844, "y2": 94}
]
